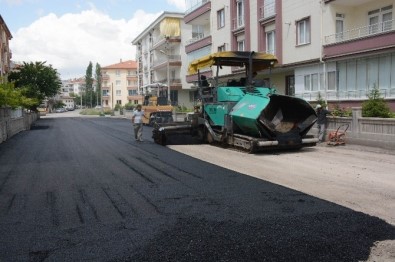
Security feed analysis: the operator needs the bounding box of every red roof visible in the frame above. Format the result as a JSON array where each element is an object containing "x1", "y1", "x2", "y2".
[{"x1": 102, "y1": 60, "x2": 137, "y2": 69}]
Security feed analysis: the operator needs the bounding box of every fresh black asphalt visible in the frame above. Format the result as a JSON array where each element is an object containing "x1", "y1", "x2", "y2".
[{"x1": 0, "y1": 117, "x2": 394, "y2": 261}]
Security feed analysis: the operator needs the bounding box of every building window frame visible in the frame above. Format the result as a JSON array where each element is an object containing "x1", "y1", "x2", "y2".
[
  {"x1": 297, "y1": 17, "x2": 311, "y2": 45},
  {"x1": 236, "y1": 0, "x2": 245, "y2": 28},
  {"x1": 266, "y1": 30, "x2": 275, "y2": 55},
  {"x1": 217, "y1": 9, "x2": 225, "y2": 29},
  {"x1": 237, "y1": 40, "x2": 245, "y2": 51}
]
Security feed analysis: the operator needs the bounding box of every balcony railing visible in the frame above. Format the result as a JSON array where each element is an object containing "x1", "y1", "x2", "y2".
[
  {"x1": 185, "y1": 0, "x2": 209, "y2": 15},
  {"x1": 152, "y1": 55, "x2": 181, "y2": 67},
  {"x1": 185, "y1": 33, "x2": 207, "y2": 45},
  {"x1": 260, "y1": 1, "x2": 276, "y2": 19},
  {"x1": 232, "y1": 15, "x2": 245, "y2": 30},
  {"x1": 325, "y1": 19, "x2": 395, "y2": 45}
]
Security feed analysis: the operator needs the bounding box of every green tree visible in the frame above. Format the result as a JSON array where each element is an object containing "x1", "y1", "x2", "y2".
[
  {"x1": 362, "y1": 86, "x2": 391, "y2": 118},
  {"x1": 0, "y1": 80, "x2": 38, "y2": 109},
  {"x1": 95, "y1": 63, "x2": 102, "y2": 106},
  {"x1": 8, "y1": 61, "x2": 61, "y2": 110},
  {"x1": 85, "y1": 62, "x2": 93, "y2": 108}
]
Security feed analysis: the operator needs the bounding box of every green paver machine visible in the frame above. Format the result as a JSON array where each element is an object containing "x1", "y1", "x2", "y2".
[{"x1": 152, "y1": 51, "x2": 318, "y2": 152}]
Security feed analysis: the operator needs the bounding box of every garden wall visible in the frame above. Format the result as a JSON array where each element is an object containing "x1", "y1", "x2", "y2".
[
  {"x1": 0, "y1": 107, "x2": 38, "y2": 144},
  {"x1": 312, "y1": 107, "x2": 395, "y2": 150}
]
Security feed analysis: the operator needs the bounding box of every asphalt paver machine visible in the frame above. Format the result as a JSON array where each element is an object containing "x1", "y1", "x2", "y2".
[{"x1": 152, "y1": 51, "x2": 318, "y2": 152}]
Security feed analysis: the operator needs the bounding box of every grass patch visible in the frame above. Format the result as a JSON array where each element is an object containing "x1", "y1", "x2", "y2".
[{"x1": 80, "y1": 109, "x2": 112, "y2": 115}]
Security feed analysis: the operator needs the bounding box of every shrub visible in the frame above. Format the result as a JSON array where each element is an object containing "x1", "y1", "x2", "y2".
[
  {"x1": 331, "y1": 104, "x2": 352, "y2": 117},
  {"x1": 124, "y1": 102, "x2": 135, "y2": 110},
  {"x1": 362, "y1": 87, "x2": 391, "y2": 118},
  {"x1": 114, "y1": 103, "x2": 122, "y2": 111}
]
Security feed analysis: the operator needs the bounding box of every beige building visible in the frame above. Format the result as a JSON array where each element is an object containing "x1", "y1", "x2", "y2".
[
  {"x1": 0, "y1": 15, "x2": 12, "y2": 80},
  {"x1": 183, "y1": 0, "x2": 395, "y2": 110},
  {"x1": 132, "y1": 12, "x2": 193, "y2": 108},
  {"x1": 101, "y1": 60, "x2": 139, "y2": 109}
]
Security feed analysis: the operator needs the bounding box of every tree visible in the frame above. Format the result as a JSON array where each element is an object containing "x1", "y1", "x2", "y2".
[
  {"x1": 0, "y1": 80, "x2": 38, "y2": 109},
  {"x1": 85, "y1": 62, "x2": 93, "y2": 108},
  {"x1": 8, "y1": 61, "x2": 61, "y2": 110},
  {"x1": 362, "y1": 86, "x2": 391, "y2": 118},
  {"x1": 95, "y1": 63, "x2": 102, "y2": 106}
]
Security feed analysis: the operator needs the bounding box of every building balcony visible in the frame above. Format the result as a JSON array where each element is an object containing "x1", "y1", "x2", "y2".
[
  {"x1": 151, "y1": 36, "x2": 181, "y2": 50},
  {"x1": 259, "y1": 1, "x2": 276, "y2": 21},
  {"x1": 186, "y1": 69, "x2": 212, "y2": 83},
  {"x1": 126, "y1": 75, "x2": 137, "y2": 80},
  {"x1": 184, "y1": 0, "x2": 211, "y2": 24},
  {"x1": 232, "y1": 16, "x2": 245, "y2": 31},
  {"x1": 323, "y1": 19, "x2": 395, "y2": 59},
  {"x1": 156, "y1": 78, "x2": 182, "y2": 89},
  {"x1": 102, "y1": 74, "x2": 110, "y2": 80},
  {"x1": 151, "y1": 55, "x2": 182, "y2": 70},
  {"x1": 185, "y1": 35, "x2": 212, "y2": 53}
]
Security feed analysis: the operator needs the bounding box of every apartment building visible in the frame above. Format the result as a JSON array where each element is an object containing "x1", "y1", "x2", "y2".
[
  {"x1": 101, "y1": 60, "x2": 138, "y2": 109},
  {"x1": 132, "y1": 12, "x2": 192, "y2": 107},
  {"x1": 184, "y1": 0, "x2": 395, "y2": 110},
  {"x1": 0, "y1": 15, "x2": 12, "y2": 80}
]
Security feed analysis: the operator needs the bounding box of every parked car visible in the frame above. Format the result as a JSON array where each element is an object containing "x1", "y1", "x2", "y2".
[{"x1": 55, "y1": 108, "x2": 66, "y2": 113}]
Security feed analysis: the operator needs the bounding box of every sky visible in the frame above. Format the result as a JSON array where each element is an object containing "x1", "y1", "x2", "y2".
[{"x1": 0, "y1": 0, "x2": 186, "y2": 79}]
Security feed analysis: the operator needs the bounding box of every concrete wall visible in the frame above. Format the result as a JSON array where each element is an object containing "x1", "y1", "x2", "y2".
[
  {"x1": 0, "y1": 107, "x2": 38, "y2": 144},
  {"x1": 313, "y1": 107, "x2": 395, "y2": 150}
]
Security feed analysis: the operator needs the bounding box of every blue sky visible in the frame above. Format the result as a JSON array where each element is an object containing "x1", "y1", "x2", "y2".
[{"x1": 0, "y1": 0, "x2": 186, "y2": 79}]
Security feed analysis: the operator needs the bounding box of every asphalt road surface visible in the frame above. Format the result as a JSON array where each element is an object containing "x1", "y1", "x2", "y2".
[{"x1": 0, "y1": 114, "x2": 395, "y2": 261}]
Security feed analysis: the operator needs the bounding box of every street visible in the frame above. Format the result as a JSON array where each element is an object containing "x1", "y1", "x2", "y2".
[{"x1": 0, "y1": 114, "x2": 395, "y2": 261}]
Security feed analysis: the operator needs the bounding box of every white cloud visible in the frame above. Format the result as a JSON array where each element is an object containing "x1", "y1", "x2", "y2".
[
  {"x1": 11, "y1": 8, "x2": 160, "y2": 79},
  {"x1": 167, "y1": 0, "x2": 186, "y2": 11}
]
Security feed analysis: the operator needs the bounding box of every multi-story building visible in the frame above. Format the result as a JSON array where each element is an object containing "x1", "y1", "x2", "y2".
[
  {"x1": 0, "y1": 15, "x2": 12, "y2": 80},
  {"x1": 101, "y1": 59, "x2": 138, "y2": 109},
  {"x1": 132, "y1": 12, "x2": 191, "y2": 107},
  {"x1": 183, "y1": 0, "x2": 395, "y2": 110}
]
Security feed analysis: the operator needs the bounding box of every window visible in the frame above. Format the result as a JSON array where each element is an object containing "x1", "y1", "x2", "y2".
[
  {"x1": 311, "y1": 73, "x2": 319, "y2": 91},
  {"x1": 304, "y1": 75, "x2": 311, "y2": 91},
  {"x1": 128, "y1": 90, "x2": 137, "y2": 96},
  {"x1": 116, "y1": 80, "x2": 121, "y2": 86},
  {"x1": 218, "y1": 44, "x2": 226, "y2": 52},
  {"x1": 116, "y1": 70, "x2": 121, "y2": 76},
  {"x1": 263, "y1": 0, "x2": 275, "y2": 18},
  {"x1": 369, "y1": 5, "x2": 393, "y2": 34},
  {"x1": 237, "y1": 40, "x2": 245, "y2": 51},
  {"x1": 192, "y1": 25, "x2": 204, "y2": 39},
  {"x1": 102, "y1": 90, "x2": 109, "y2": 96},
  {"x1": 236, "y1": 0, "x2": 244, "y2": 28},
  {"x1": 189, "y1": 90, "x2": 198, "y2": 102},
  {"x1": 297, "y1": 18, "x2": 310, "y2": 45},
  {"x1": 217, "y1": 9, "x2": 225, "y2": 28},
  {"x1": 336, "y1": 13, "x2": 344, "y2": 41},
  {"x1": 266, "y1": 31, "x2": 275, "y2": 55},
  {"x1": 116, "y1": 100, "x2": 122, "y2": 105},
  {"x1": 116, "y1": 90, "x2": 121, "y2": 96}
]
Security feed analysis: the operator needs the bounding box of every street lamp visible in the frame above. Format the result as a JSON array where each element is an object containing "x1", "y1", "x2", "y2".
[{"x1": 159, "y1": 49, "x2": 171, "y2": 105}]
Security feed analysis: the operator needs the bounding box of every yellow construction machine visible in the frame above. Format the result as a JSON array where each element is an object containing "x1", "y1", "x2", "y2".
[{"x1": 141, "y1": 83, "x2": 173, "y2": 126}]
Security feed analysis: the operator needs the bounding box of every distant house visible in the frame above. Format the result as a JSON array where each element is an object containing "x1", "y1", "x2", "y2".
[{"x1": 101, "y1": 60, "x2": 138, "y2": 109}]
